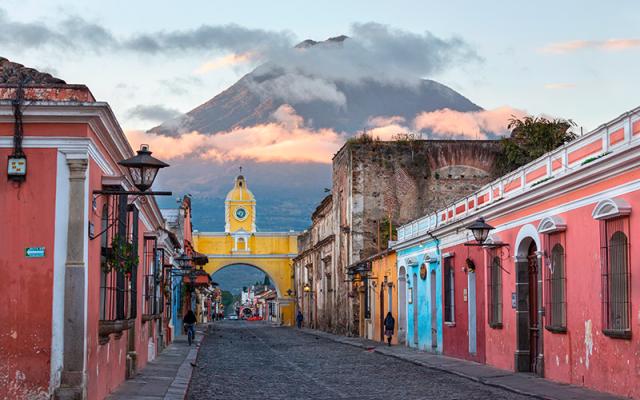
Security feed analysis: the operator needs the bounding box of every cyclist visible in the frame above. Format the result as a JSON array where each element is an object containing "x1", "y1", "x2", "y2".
[{"x1": 183, "y1": 309, "x2": 197, "y2": 345}]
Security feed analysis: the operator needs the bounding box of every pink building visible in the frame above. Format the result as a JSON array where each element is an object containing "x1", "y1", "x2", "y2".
[
  {"x1": 397, "y1": 106, "x2": 640, "y2": 398},
  {"x1": 0, "y1": 61, "x2": 175, "y2": 399}
]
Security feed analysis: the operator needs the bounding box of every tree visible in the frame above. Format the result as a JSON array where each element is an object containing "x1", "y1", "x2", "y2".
[
  {"x1": 221, "y1": 290, "x2": 235, "y2": 314},
  {"x1": 263, "y1": 275, "x2": 271, "y2": 287},
  {"x1": 495, "y1": 116, "x2": 577, "y2": 175}
]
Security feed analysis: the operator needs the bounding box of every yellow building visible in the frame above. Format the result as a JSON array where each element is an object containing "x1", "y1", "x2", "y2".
[{"x1": 193, "y1": 175, "x2": 298, "y2": 325}]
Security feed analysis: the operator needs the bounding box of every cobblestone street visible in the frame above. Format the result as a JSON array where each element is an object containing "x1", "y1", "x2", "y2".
[{"x1": 187, "y1": 321, "x2": 531, "y2": 400}]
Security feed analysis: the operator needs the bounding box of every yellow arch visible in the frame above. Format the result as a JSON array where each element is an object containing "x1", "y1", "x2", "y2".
[{"x1": 194, "y1": 234, "x2": 297, "y2": 326}]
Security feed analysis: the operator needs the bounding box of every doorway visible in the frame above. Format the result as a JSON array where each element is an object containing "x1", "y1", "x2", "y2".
[
  {"x1": 515, "y1": 236, "x2": 541, "y2": 374},
  {"x1": 413, "y1": 273, "x2": 418, "y2": 345},
  {"x1": 398, "y1": 267, "x2": 407, "y2": 344},
  {"x1": 430, "y1": 269, "x2": 437, "y2": 349},
  {"x1": 527, "y1": 242, "x2": 539, "y2": 373},
  {"x1": 380, "y1": 283, "x2": 385, "y2": 341}
]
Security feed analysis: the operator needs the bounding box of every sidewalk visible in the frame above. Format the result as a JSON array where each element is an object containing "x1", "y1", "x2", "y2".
[
  {"x1": 106, "y1": 326, "x2": 206, "y2": 400},
  {"x1": 298, "y1": 328, "x2": 624, "y2": 400}
]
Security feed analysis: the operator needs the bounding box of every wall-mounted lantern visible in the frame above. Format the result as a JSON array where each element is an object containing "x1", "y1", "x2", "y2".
[
  {"x1": 118, "y1": 144, "x2": 169, "y2": 192},
  {"x1": 465, "y1": 217, "x2": 508, "y2": 248},
  {"x1": 468, "y1": 217, "x2": 493, "y2": 244}
]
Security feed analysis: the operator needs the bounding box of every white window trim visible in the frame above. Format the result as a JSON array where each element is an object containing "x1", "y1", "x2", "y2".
[
  {"x1": 592, "y1": 198, "x2": 631, "y2": 220},
  {"x1": 537, "y1": 215, "x2": 567, "y2": 234}
]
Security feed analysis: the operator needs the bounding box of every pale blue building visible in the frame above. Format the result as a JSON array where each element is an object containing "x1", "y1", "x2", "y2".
[{"x1": 394, "y1": 215, "x2": 443, "y2": 352}]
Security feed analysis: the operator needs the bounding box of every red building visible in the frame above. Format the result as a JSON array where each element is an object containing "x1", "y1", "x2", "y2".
[
  {"x1": 398, "y1": 105, "x2": 640, "y2": 398},
  {"x1": 0, "y1": 60, "x2": 176, "y2": 399}
]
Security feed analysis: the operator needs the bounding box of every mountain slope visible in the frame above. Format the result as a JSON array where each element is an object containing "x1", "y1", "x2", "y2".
[{"x1": 151, "y1": 75, "x2": 481, "y2": 135}]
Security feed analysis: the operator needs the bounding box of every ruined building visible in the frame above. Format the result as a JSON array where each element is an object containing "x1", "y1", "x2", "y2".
[{"x1": 294, "y1": 139, "x2": 501, "y2": 335}]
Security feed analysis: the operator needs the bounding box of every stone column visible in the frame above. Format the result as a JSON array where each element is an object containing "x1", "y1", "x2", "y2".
[{"x1": 55, "y1": 158, "x2": 88, "y2": 400}]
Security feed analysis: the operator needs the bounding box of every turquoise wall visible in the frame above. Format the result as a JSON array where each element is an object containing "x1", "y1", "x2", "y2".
[{"x1": 398, "y1": 241, "x2": 443, "y2": 353}]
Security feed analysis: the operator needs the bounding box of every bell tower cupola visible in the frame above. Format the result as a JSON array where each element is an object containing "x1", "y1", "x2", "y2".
[{"x1": 225, "y1": 174, "x2": 256, "y2": 234}]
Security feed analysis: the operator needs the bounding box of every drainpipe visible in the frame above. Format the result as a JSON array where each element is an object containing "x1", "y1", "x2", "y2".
[{"x1": 427, "y1": 231, "x2": 440, "y2": 257}]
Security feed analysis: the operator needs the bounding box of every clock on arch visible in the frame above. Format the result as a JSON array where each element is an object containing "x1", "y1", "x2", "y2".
[{"x1": 235, "y1": 207, "x2": 248, "y2": 221}]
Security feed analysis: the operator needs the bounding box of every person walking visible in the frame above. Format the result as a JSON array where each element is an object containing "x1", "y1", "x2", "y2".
[
  {"x1": 296, "y1": 310, "x2": 304, "y2": 329},
  {"x1": 183, "y1": 309, "x2": 197, "y2": 345},
  {"x1": 383, "y1": 312, "x2": 395, "y2": 346}
]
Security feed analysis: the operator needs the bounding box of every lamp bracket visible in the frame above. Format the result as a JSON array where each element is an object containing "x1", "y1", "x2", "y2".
[
  {"x1": 93, "y1": 190, "x2": 173, "y2": 196},
  {"x1": 464, "y1": 242, "x2": 509, "y2": 248}
]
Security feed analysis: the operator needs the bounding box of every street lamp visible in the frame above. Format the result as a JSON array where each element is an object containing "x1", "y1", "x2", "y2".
[
  {"x1": 118, "y1": 144, "x2": 169, "y2": 192},
  {"x1": 303, "y1": 283, "x2": 311, "y2": 293},
  {"x1": 174, "y1": 253, "x2": 193, "y2": 270},
  {"x1": 467, "y1": 217, "x2": 494, "y2": 245}
]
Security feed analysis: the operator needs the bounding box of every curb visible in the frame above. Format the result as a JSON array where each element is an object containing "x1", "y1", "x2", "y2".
[
  {"x1": 163, "y1": 329, "x2": 206, "y2": 400},
  {"x1": 297, "y1": 329, "x2": 554, "y2": 400}
]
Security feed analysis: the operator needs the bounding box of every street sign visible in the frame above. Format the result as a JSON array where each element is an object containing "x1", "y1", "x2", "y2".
[
  {"x1": 25, "y1": 247, "x2": 45, "y2": 258},
  {"x1": 511, "y1": 292, "x2": 517, "y2": 309}
]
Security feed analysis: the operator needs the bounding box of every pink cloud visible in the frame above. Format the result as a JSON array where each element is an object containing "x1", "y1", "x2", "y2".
[
  {"x1": 194, "y1": 52, "x2": 254, "y2": 74},
  {"x1": 126, "y1": 105, "x2": 345, "y2": 164},
  {"x1": 127, "y1": 106, "x2": 530, "y2": 165},
  {"x1": 541, "y1": 38, "x2": 640, "y2": 54},
  {"x1": 413, "y1": 107, "x2": 526, "y2": 139}
]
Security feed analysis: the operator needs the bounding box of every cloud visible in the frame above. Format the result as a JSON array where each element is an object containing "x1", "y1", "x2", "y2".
[
  {"x1": 126, "y1": 105, "x2": 345, "y2": 163},
  {"x1": 130, "y1": 104, "x2": 528, "y2": 166},
  {"x1": 195, "y1": 53, "x2": 254, "y2": 74},
  {"x1": 158, "y1": 76, "x2": 203, "y2": 96},
  {"x1": 245, "y1": 71, "x2": 347, "y2": 106},
  {"x1": 0, "y1": 9, "x2": 118, "y2": 52},
  {"x1": 413, "y1": 107, "x2": 526, "y2": 139},
  {"x1": 126, "y1": 104, "x2": 182, "y2": 122},
  {"x1": 365, "y1": 115, "x2": 410, "y2": 139},
  {"x1": 541, "y1": 38, "x2": 640, "y2": 54},
  {"x1": 544, "y1": 83, "x2": 576, "y2": 90},
  {"x1": 0, "y1": 8, "x2": 478, "y2": 88},
  {"x1": 250, "y1": 22, "x2": 480, "y2": 87}
]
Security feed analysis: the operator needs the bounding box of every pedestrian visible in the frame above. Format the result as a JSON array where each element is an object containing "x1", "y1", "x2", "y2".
[
  {"x1": 183, "y1": 309, "x2": 197, "y2": 345},
  {"x1": 383, "y1": 312, "x2": 395, "y2": 346},
  {"x1": 296, "y1": 310, "x2": 304, "y2": 329}
]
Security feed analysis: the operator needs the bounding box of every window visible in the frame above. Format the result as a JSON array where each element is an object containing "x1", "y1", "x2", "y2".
[
  {"x1": 443, "y1": 257, "x2": 455, "y2": 323},
  {"x1": 600, "y1": 217, "x2": 631, "y2": 338},
  {"x1": 99, "y1": 194, "x2": 134, "y2": 322},
  {"x1": 544, "y1": 234, "x2": 566, "y2": 332},
  {"x1": 142, "y1": 237, "x2": 159, "y2": 318},
  {"x1": 488, "y1": 254, "x2": 502, "y2": 328}
]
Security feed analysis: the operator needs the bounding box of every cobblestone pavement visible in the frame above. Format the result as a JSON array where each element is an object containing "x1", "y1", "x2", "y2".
[{"x1": 187, "y1": 321, "x2": 531, "y2": 400}]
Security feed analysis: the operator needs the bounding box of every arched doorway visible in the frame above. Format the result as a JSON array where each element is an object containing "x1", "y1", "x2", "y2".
[
  {"x1": 514, "y1": 224, "x2": 543, "y2": 375},
  {"x1": 397, "y1": 266, "x2": 407, "y2": 344}
]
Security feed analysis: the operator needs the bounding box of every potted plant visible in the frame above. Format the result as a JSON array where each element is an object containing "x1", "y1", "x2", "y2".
[{"x1": 103, "y1": 234, "x2": 138, "y2": 276}]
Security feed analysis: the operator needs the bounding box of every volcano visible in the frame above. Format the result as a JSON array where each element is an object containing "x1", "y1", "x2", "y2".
[{"x1": 150, "y1": 36, "x2": 481, "y2": 136}]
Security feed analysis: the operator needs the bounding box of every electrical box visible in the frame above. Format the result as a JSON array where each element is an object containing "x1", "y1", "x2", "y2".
[{"x1": 8, "y1": 156, "x2": 27, "y2": 180}]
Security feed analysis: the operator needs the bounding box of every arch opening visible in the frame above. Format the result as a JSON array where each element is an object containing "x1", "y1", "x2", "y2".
[
  {"x1": 514, "y1": 223, "x2": 543, "y2": 375},
  {"x1": 211, "y1": 263, "x2": 279, "y2": 320}
]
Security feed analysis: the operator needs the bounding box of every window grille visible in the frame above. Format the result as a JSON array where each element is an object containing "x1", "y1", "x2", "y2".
[
  {"x1": 143, "y1": 237, "x2": 159, "y2": 317},
  {"x1": 487, "y1": 252, "x2": 502, "y2": 328},
  {"x1": 600, "y1": 217, "x2": 631, "y2": 338},
  {"x1": 443, "y1": 257, "x2": 455, "y2": 323},
  {"x1": 99, "y1": 194, "x2": 135, "y2": 321},
  {"x1": 544, "y1": 233, "x2": 566, "y2": 332}
]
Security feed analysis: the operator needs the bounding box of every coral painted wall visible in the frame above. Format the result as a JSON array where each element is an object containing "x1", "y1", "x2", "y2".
[{"x1": 0, "y1": 148, "x2": 57, "y2": 399}]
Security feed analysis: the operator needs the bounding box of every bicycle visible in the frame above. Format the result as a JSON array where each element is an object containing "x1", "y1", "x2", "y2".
[{"x1": 185, "y1": 323, "x2": 195, "y2": 346}]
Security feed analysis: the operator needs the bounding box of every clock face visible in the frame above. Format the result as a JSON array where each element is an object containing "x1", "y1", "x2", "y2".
[{"x1": 235, "y1": 207, "x2": 247, "y2": 220}]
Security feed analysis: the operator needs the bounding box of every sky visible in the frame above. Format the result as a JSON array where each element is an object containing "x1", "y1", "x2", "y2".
[
  {"x1": 2, "y1": 0, "x2": 638, "y2": 133},
  {"x1": 2, "y1": 0, "x2": 639, "y2": 231}
]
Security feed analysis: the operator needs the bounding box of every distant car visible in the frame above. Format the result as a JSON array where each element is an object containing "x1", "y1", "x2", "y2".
[{"x1": 227, "y1": 315, "x2": 238, "y2": 320}]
